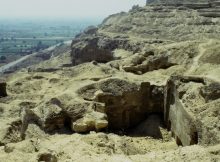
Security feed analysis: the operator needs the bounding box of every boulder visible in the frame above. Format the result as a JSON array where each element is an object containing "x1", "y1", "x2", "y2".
[
  {"x1": 71, "y1": 112, "x2": 108, "y2": 133},
  {"x1": 122, "y1": 53, "x2": 175, "y2": 74},
  {"x1": 71, "y1": 36, "x2": 114, "y2": 65}
]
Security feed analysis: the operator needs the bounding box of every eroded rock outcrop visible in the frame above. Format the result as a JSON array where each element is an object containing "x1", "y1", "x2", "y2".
[
  {"x1": 0, "y1": 119, "x2": 23, "y2": 146},
  {"x1": 77, "y1": 78, "x2": 164, "y2": 130},
  {"x1": 121, "y1": 53, "x2": 175, "y2": 74},
  {"x1": 164, "y1": 76, "x2": 220, "y2": 146},
  {"x1": 71, "y1": 35, "x2": 114, "y2": 65},
  {"x1": 147, "y1": 0, "x2": 220, "y2": 17},
  {"x1": 20, "y1": 96, "x2": 89, "y2": 133},
  {"x1": 71, "y1": 34, "x2": 146, "y2": 65}
]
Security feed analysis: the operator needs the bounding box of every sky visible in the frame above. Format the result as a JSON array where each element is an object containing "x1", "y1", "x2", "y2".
[{"x1": 0, "y1": 0, "x2": 146, "y2": 19}]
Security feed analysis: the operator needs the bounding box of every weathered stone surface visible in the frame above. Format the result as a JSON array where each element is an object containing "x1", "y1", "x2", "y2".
[
  {"x1": 83, "y1": 26, "x2": 98, "y2": 35},
  {"x1": 78, "y1": 78, "x2": 164, "y2": 130},
  {"x1": 27, "y1": 96, "x2": 89, "y2": 133},
  {"x1": 71, "y1": 35, "x2": 114, "y2": 65},
  {"x1": 195, "y1": 99, "x2": 220, "y2": 145},
  {"x1": 122, "y1": 53, "x2": 175, "y2": 74},
  {"x1": 0, "y1": 119, "x2": 23, "y2": 146},
  {"x1": 71, "y1": 34, "x2": 147, "y2": 65},
  {"x1": 200, "y1": 82, "x2": 220, "y2": 102},
  {"x1": 99, "y1": 4, "x2": 220, "y2": 42},
  {"x1": 164, "y1": 76, "x2": 220, "y2": 146},
  {"x1": 71, "y1": 112, "x2": 108, "y2": 133},
  {"x1": 146, "y1": 0, "x2": 220, "y2": 17}
]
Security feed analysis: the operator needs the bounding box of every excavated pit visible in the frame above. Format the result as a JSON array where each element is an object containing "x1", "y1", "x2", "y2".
[
  {"x1": 10, "y1": 76, "x2": 216, "y2": 147},
  {"x1": 90, "y1": 76, "x2": 214, "y2": 146},
  {"x1": 95, "y1": 81, "x2": 167, "y2": 139},
  {"x1": 126, "y1": 113, "x2": 166, "y2": 138}
]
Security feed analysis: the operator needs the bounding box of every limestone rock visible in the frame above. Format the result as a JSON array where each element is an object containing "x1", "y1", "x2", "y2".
[
  {"x1": 24, "y1": 96, "x2": 89, "y2": 133},
  {"x1": 200, "y1": 82, "x2": 220, "y2": 102},
  {"x1": 122, "y1": 53, "x2": 175, "y2": 74},
  {"x1": 164, "y1": 76, "x2": 220, "y2": 146},
  {"x1": 78, "y1": 78, "x2": 164, "y2": 129},
  {"x1": 71, "y1": 112, "x2": 108, "y2": 133},
  {"x1": 71, "y1": 35, "x2": 114, "y2": 65},
  {"x1": 0, "y1": 119, "x2": 23, "y2": 146}
]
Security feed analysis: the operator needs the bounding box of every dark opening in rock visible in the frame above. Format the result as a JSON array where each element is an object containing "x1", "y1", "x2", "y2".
[
  {"x1": 167, "y1": 120, "x2": 171, "y2": 131},
  {"x1": 190, "y1": 132, "x2": 199, "y2": 145},
  {"x1": 45, "y1": 114, "x2": 73, "y2": 134},
  {"x1": 97, "y1": 82, "x2": 165, "y2": 131},
  {"x1": 63, "y1": 115, "x2": 72, "y2": 132},
  {"x1": 126, "y1": 113, "x2": 165, "y2": 139},
  {"x1": 38, "y1": 153, "x2": 57, "y2": 162},
  {"x1": 0, "y1": 81, "x2": 7, "y2": 97},
  {"x1": 79, "y1": 77, "x2": 205, "y2": 145},
  {"x1": 176, "y1": 136, "x2": 183, "y2": 146}
]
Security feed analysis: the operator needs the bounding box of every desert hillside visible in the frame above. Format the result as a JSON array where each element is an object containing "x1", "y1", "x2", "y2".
[{"x1": 0, "y1": 0, "x2": 220, "y2": 161}]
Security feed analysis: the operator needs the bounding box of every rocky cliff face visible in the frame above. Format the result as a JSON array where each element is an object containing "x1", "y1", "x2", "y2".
[{"x1": 0, "y1": 1, "x2": 220, "y2": 162}]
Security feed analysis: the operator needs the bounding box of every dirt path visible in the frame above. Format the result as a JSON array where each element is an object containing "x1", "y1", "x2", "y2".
[
  {"x1": 185, "y1": 39, "x2": 220, "y2": 82},
  {"x1": 186, "y1": 39, "x2": 213, "y2": 75}
]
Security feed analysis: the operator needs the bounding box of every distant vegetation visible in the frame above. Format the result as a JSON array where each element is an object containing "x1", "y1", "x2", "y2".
[{"x1": 0, "y1": 19, "x2": 100, "y2": 66}]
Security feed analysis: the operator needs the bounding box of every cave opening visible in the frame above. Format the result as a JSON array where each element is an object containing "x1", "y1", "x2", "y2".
[
  {"x1": 190, "y1": 132, "x2": 198, "y2": 145},
  {"x1": 101, "y1": 83, "x2": 167, "y2": 139},
  {"x1": 46, "y1": 114, "x2": 73, "y2": 135},
  {"x1": 38, "y1": 153, "x2": 57, "y2": 162},
  {"x1": 106, "y1": 112, "x2": 166, "y2": 139},
  {"x1": 125, "y1": 113, "x2": 166, "y2": 139},
  {"x1": 176, "y1": 136, "x2": 183, "y2": 146},
  {"x1": 94, "y1": 80, "x2": 198, "y2": 145},
  {"x1": 63, "y1": 115, "x2": 73, "y2": 133}
]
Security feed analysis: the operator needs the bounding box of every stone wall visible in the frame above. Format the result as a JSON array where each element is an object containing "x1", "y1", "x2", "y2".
[
  {"x1": 164, "y1": 76, "x2": 220, "y2": 146},
  {"x1": 164, "y1": 76, "x2": 199, "y2": 146}
]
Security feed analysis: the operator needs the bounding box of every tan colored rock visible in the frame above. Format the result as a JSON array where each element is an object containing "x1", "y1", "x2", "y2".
[
  {"x1": 71, "y1": 121, "x2": 88, "y2": 133},
  {"x1": 122, "y1": 53, "x2": 175, "y2": 74},
  {"x1": 71, "y1": 111, "x2": 108, "y2": 133},
  {"x1": 95, "y1": 120, "x2": 108, "y2": 131},
  {"x1": 0, "y1": 2, "x2": 219, "y2": 162},
  {"x1": 0, "y1": 119, "x2": 23, "y2": 146},
  {"x1": 164, "y1": 76, "x2": 220, "y2": 146}
]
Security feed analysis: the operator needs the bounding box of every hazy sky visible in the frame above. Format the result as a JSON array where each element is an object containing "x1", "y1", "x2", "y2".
[{"x1": 0, "y1": 0, "x2": 146, "y2": 19}]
